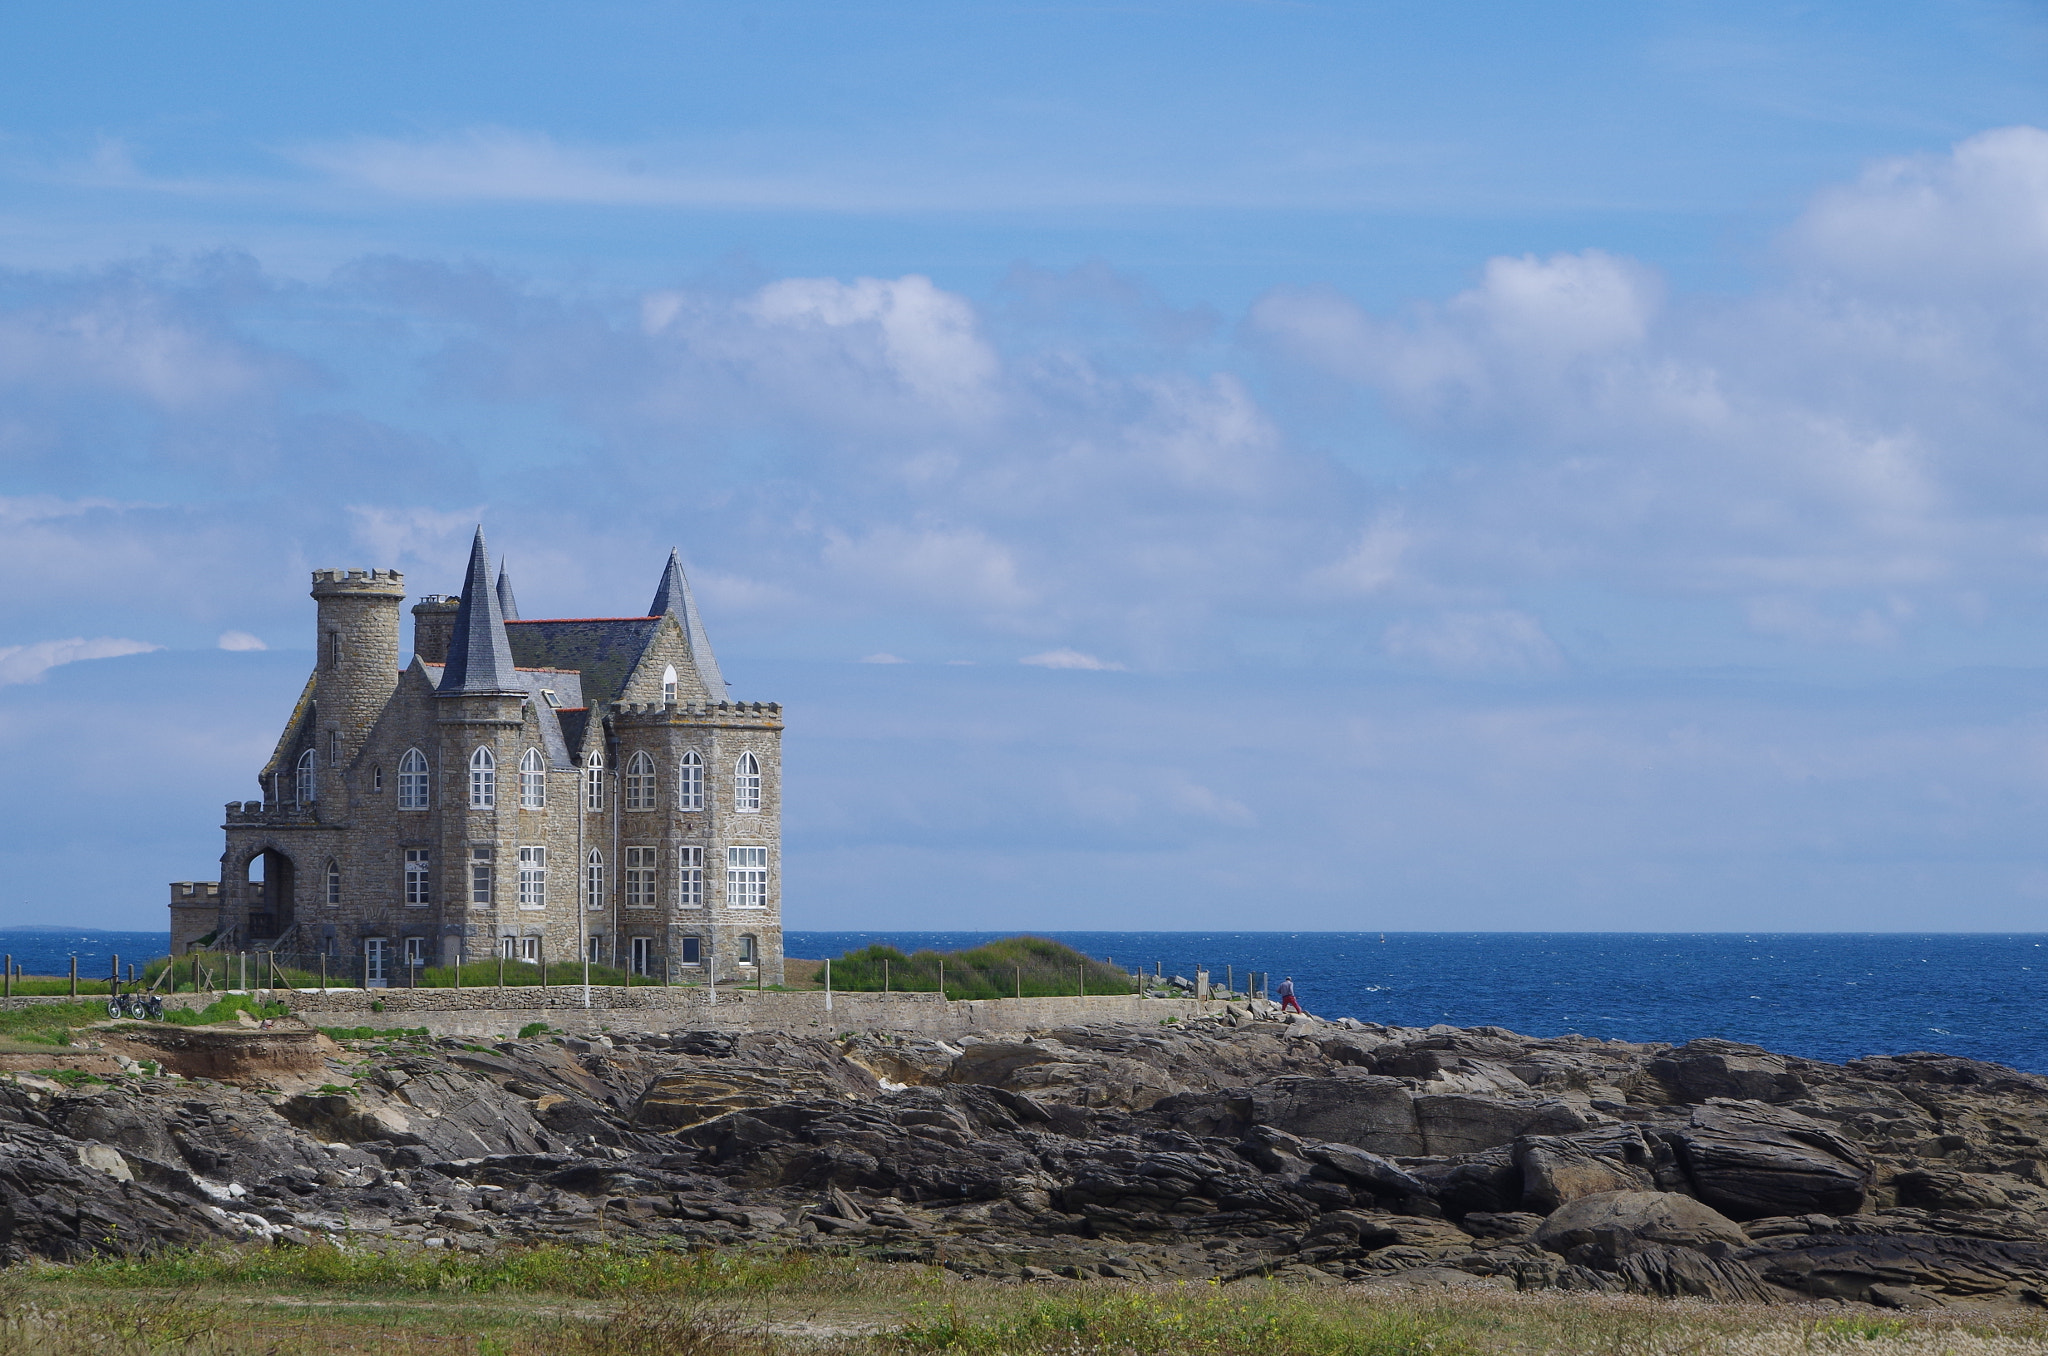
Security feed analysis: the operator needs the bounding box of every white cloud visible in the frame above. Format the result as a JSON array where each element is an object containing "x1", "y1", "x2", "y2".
[
  {"x1": 216, "y1": 631, "x2": 267, "y2": 651},
  {"x1": 859, "y1": 653, "x2": 907, "y2": 664},
  {"x1": 1383, "y1": 611, "x2": 1563, "y2": 674},
  {"x1": 1020, "y1": 648, "x2": 1127, "y2": 671},
  {"x1": 0, "y1": 637, "x2": 161, "y2": 686},
  {"x1": 739, "y1": 275, "x2": 998, "y2": 412}
]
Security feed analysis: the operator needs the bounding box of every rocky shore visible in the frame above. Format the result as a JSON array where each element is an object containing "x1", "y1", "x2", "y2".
[{"x1": 11, "y1": 1005, "x2": 2048, "y2": 1311}]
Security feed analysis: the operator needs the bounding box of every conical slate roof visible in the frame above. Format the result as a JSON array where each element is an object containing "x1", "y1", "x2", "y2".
[
  {"x1": 649, "y1": 548, "x2": 727, "y2": 696},
  {"x1": 495, "y1": 562, "x2": 520, "y2": 621},
  {"x1": 439, "y1": 527, "x2": 524, "y2": 696}
]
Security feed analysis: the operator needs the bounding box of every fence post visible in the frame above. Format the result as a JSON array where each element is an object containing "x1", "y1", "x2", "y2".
[
  {"x1": 3, "y1": 953, "x2": 9, "y2": 1000},
  {"x1": 540, "y1": 939, "x2": 547, "y2": 990},
  {"x1": 69, "y1": 956, "x2": 76, "y2": 997},
  {"x1": 938, "y1": 960, "x2": 944, "y2": 1001},
  {"x1": 1016, "y1": 965, "x2": 1022, "y2": 1000},
  {"x1": 111, "y1": 953, "x2": 120, "y2": 997},
  {"x1": 883, "y1": 958, "x2": 889, "y2": 995},
  {"x1": 825, "y1": 957, "x2": 832, "y2": 1013},
  {"x1": 320, "y1": 954, "x2": 328, "y2": 994},
  {"x1": 454, "y1": 954, "x2": 461, "y2": 990}
]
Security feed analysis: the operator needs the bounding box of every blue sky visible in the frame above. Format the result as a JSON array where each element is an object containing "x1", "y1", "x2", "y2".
[{"x1": 3, "y1": 2, "x2": 2047, "y2": 931}]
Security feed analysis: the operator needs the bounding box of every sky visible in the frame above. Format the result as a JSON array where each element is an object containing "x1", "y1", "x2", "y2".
[{"x1": 2, "y1": 1, "x2": 2047, "y2": 932}]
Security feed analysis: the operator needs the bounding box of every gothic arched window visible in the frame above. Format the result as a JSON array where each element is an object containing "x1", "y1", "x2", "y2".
[
  {"x1": 469, "y1": 746, "x2": 496, "y2": 809},
  {"x1": 585, "y1": 849, "x2": 605, "y2": 911},
  {"x1": 584, "y1": 751, "x2": 605, "y2": 811},
  {"x1": 295, "y1": 749, "x2": 317, "y2": 804},
  {"x1": 398, "y1": 748, "x2": 429, "y2": 810},
  {"x1": 325, "y1": 859, "x2": 341, "y2": 906},
  {"x1": 519, "y1": 747, "x2": 547, "y2": 809},
  {"x1": 661, "y1": 665, "x2": 678, "y2": 704},
  {"x1": 625, "y1": 751, "x2": 655, "y2": 810},
  {"x1": 734, "y1": 751, "x2": 761, "y2": 812},
  {"x1": 678, "y1": 750, "x2": 704, "y2": 810}
]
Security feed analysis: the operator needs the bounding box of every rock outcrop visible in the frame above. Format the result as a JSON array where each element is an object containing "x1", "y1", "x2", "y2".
[{"x1": 13, "y1": 1014, "x2": 2048, "y2": 1310}]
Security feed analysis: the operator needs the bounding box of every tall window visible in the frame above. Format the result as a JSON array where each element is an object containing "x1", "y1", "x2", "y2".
[
  {"x1": 584, "y1": 753, "x2": 605, "y2": 811},
  {"x1": 328, "y1": 730, "x2": 341, "y2": 765},
  {"x1": 519, "y1": 747, "x2": 546, "y2": 808},
  {"x1": 324, "y1": 859, "x2": 341, "y2": 906},
  {"x1": 469, "y1": 746, "x2": 496, "y2": 808},
  {"x1": 517, "y1": 845, "x2": 546, "y2": 908},
  {"x1": 738, "y1": 934, "x2": 758, "y2": 964},
  {"x1": 365, "y1": 937, "x2": 389, "y2": 986},
  {"x1": 372, "y1": 764, "x2": 383, "y2": 792},
  {"x1": 727, "y1": 845, "x2": 768, "y2": 909},
  {"x1": 587, "y1": 935, "x2": 604, "y2": 964},
  {"x1": 295, "y1": 749, "x2": 317, "y2": 804},
  {"x1": 404, "y1": 849, "x2": 431, "y2": 906},
  {"x1": 500, "y1": 936, "x2": 517, "y2": 960},
  {"x1": 661, "y1": 665, "x2": 677, "y2": 703},
  {"x1": 469, "y1": 846, "x2": 494, "y2": 906},
  {"x1": 585, "y1": 849, "x2": 605, "y2": 910},
  {"x1": 398, "y1": 748, "x2": 429, "y2": 809},
  {"x1": 630, "y1": 936, "x2": 653, "y2": 976},
  {"x1": 734, "y1": 752, "x2": 761, "y2": 811},
  {"x1": 676, "y1": 845, "x2": 704, "y2": 908},
  {"x1": 625, "y1": 751, "x2": 655, "y2": 810},
  {"x1": 403, "y1": 937, "x2": 425, "y2": 967},
  {"x1": 624, "y1": 846, "x2": 656, "y2": 908},
  {"x1": 520, "y1": 936, "x2": 540, "y2": 962},
  {"x1": 678, "y1": 751, "x2": 704, "y2": 810}
]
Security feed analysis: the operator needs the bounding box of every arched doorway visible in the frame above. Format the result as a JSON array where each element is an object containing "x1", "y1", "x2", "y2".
[{"x1": 245, "y1": 849, "x2": 296, "y2": 940}]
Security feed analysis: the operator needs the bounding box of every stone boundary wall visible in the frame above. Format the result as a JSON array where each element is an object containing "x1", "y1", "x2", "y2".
[{"x1": 279, "y1": 987, "x2": 1205, "y2": 1038}]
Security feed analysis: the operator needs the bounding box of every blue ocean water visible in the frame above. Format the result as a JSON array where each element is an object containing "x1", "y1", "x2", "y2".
[
  {"x1": 793, "y1": 931, "x2": 2048, "y2": 1075},
  {"x1": 13, "y1": 928, "x2": 2046, "y2": 1074}
]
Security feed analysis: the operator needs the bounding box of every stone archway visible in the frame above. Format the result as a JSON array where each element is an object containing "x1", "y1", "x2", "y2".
[{"x1": 243, "y1": 848, "x2": 296, "y2": 940}]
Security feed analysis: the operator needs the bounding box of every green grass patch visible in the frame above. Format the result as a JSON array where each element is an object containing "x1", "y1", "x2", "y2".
[
  {"x1": 826, "y1": 935, "x2": 1137, "y2": 1000},
  {"x1": 148, "y1": 995, "x2": 292, "y2": 1027},
  {"x1": 42, "y1": 1242, "x2": 841, "y2": 1299},
  {"x1": 319, "y1": 1025, "x2": 430, "y2": 1042},
  {"x1": 899, "y1": 1290, "x2": 1461, "y2": 1356},
  {"x1": 0, "y1": 1000, "x2": 110, "y2": 1046}
]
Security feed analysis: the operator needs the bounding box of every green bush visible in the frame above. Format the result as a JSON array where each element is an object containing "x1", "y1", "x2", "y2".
[{"x1": 826, "y1": 936, "x2": 1135, "y2": 999}]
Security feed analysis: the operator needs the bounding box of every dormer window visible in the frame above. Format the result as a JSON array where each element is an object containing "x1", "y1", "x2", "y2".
[{"x1": 540, "y1": 688, "x2": 561, "y2": 708}]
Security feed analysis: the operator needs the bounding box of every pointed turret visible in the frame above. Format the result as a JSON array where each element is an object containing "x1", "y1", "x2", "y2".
[
  {"x1": 649, "y1": 548, "x2": 727, "y2": 695},
  {"x1": 438, "y1": 527, "x2": 524, "y2": 696},
  {"x1": 495, "y1": 562, "x2": 520, "y2": 621}
]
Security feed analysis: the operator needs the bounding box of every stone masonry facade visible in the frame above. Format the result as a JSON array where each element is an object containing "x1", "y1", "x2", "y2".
[{"x1": 175, "y1": 529, "x2": 784, "y2": 986}]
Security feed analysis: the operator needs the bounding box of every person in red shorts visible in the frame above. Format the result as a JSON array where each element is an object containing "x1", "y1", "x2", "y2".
[{"x1": 1277, "y1": 975, "x2": 1303, "y2": 1013}]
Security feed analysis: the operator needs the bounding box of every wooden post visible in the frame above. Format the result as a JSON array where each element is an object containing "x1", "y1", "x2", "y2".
[
  {"x1": 3, "y1": 953, "x2": 9, "y2": 1000},
  {"x1": 824, "y1": 957, "x2": 833, "y2": 1013},
  {"x1": 454, "y1": 953, "x2": 461, "y2": 989},
  {"x1": 540, "y1": 940, "x2": 547, "y2": 990},
  {"x1": 111, "y1": 953, "x2": 120, "y2": 997},
  {"x1": 498, "y1": 951, "x2": 505, "y2": 987},
  {"x1": 320, "y1": 954, "x2": 328, "y2": 994},
  {"x1": 938, "y1": 960, "x2": 944, "y2": 1000},
  {"x1": 1078, "y1": 963, "x2": 1084, "y2": 999},
  {"x1": 883, "y1": 958, "x2": 889, "y2": 995},
  {"x1": 69, "y1": 956, "x2": 77, "y2": 997},
  {"x1": 1015, "y1": 965, "x2": 1022, "y2": 1000}
]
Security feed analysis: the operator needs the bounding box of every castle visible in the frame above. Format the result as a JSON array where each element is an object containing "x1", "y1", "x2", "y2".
[{"x1": 170, "y1": 528, "x2": 784, "y2": 986}]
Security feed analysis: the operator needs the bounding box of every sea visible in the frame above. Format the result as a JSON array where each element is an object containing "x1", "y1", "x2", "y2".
[{"x1": 9, "y1": 927, "x2": 2045, "y2": 1075}]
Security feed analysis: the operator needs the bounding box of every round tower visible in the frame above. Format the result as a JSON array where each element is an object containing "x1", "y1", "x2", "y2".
[{"x1": 310, "y1": 568, "x2": 407, "y2": 775}]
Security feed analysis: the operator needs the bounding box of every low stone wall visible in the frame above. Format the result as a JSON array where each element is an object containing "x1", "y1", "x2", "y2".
[{"x1": 274, "y1": 985, "x2": 1205, "y2": 1038}]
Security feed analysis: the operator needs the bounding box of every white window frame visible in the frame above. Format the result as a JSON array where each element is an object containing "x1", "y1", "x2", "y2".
[
  {"x1": 469, "y1": 845, "x2": 494, "y2": 907},
  {"x1": 624, "y1": 846, "x2": 656, "y2": 908},
  {"x1": 324, "y1": 859, "x2": 341, "y2": 906},
  {"x1": 295, "y1": 748, "x2": 317, "y2": 804},
  {"x1": 586, "y1": 934, "x2": 603, "y2": 964},
  {"x1": 678, "y1": 935, "x2": 702, "y2": 966},
  {"x1": 677, "y1": 845, "x2": 703, "y2": 909},
  {"x1": 403, "y1": 937, "x2": 425, "y2": 968},
  {"x1": 398, "y1": 748, "x2": 429, "y2": 810},
  {"x1": 469, "y1": 746, "x2": 496, "y2": 809},
  {"x1": 500, "y1": 936, "x2": 518, "y2": 960},
  {"x1": 365, "y1": 937, "x2": 389, "y2": 987},
  {"x1": 404, "y1": 848, "x2": 431, "y2": 906},
  {"x1": 625, "y1": 751, "x2": 655, "y2": 810},
  {"x1": 328, "y1": 729, "x2": 341, "y2": 766},
  {"x1": 738, "y1": 933, "x2": 757, "y2": 964},
  {"x1": 517, "y1": 845, "x2": 547, "y2": 909},
  {"x1": 661, "y1": 664, "x2": 677, "y2": 703},
  {"x1": 519, "y1": 747, "x2": 547, "y2": 809},
  {"x1": 734, "y1": 751, "x2": 761, "y2": 812},
  {"x1": 726, "y1": 845, "x2": 768, "y2": 910},
  {"x1": 585, "y1": 849, "x2": 605, "y2": 910},
  {"x1": 584, "y1": 752, "x2": 604, "y2": 811},
  {"x1": 678, "y1": 750, "x2": 704, "y2": 811},
  {"x1": 630, "y1": 936, "x2": 654, "y2": 976},
  {"x1": 519, "y1": 936, "x2": 540, "y2": 963}
]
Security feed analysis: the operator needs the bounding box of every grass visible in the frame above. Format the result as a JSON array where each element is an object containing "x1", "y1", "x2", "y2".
[
  {"x1": 0, "y1": 1000, "x2": 108, "y2": 1046},
  {"x1": 823, "y1": 936, "x2": 1137, "y2": 1000},
  {"x1": 17, "y1": 1245, "x2": 2048, "y2": 1356}
]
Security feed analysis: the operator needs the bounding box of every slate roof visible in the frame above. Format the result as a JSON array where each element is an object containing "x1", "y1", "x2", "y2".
[
  {"x1": 503, "y1": 618, "x2": 662, "y2": 707},
  {"x1": 439, "y1": 527, "x2": 524, "y2": 696},
  {"x1": 650, "y1": 548, "x2": 727, "y2": 697}
]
